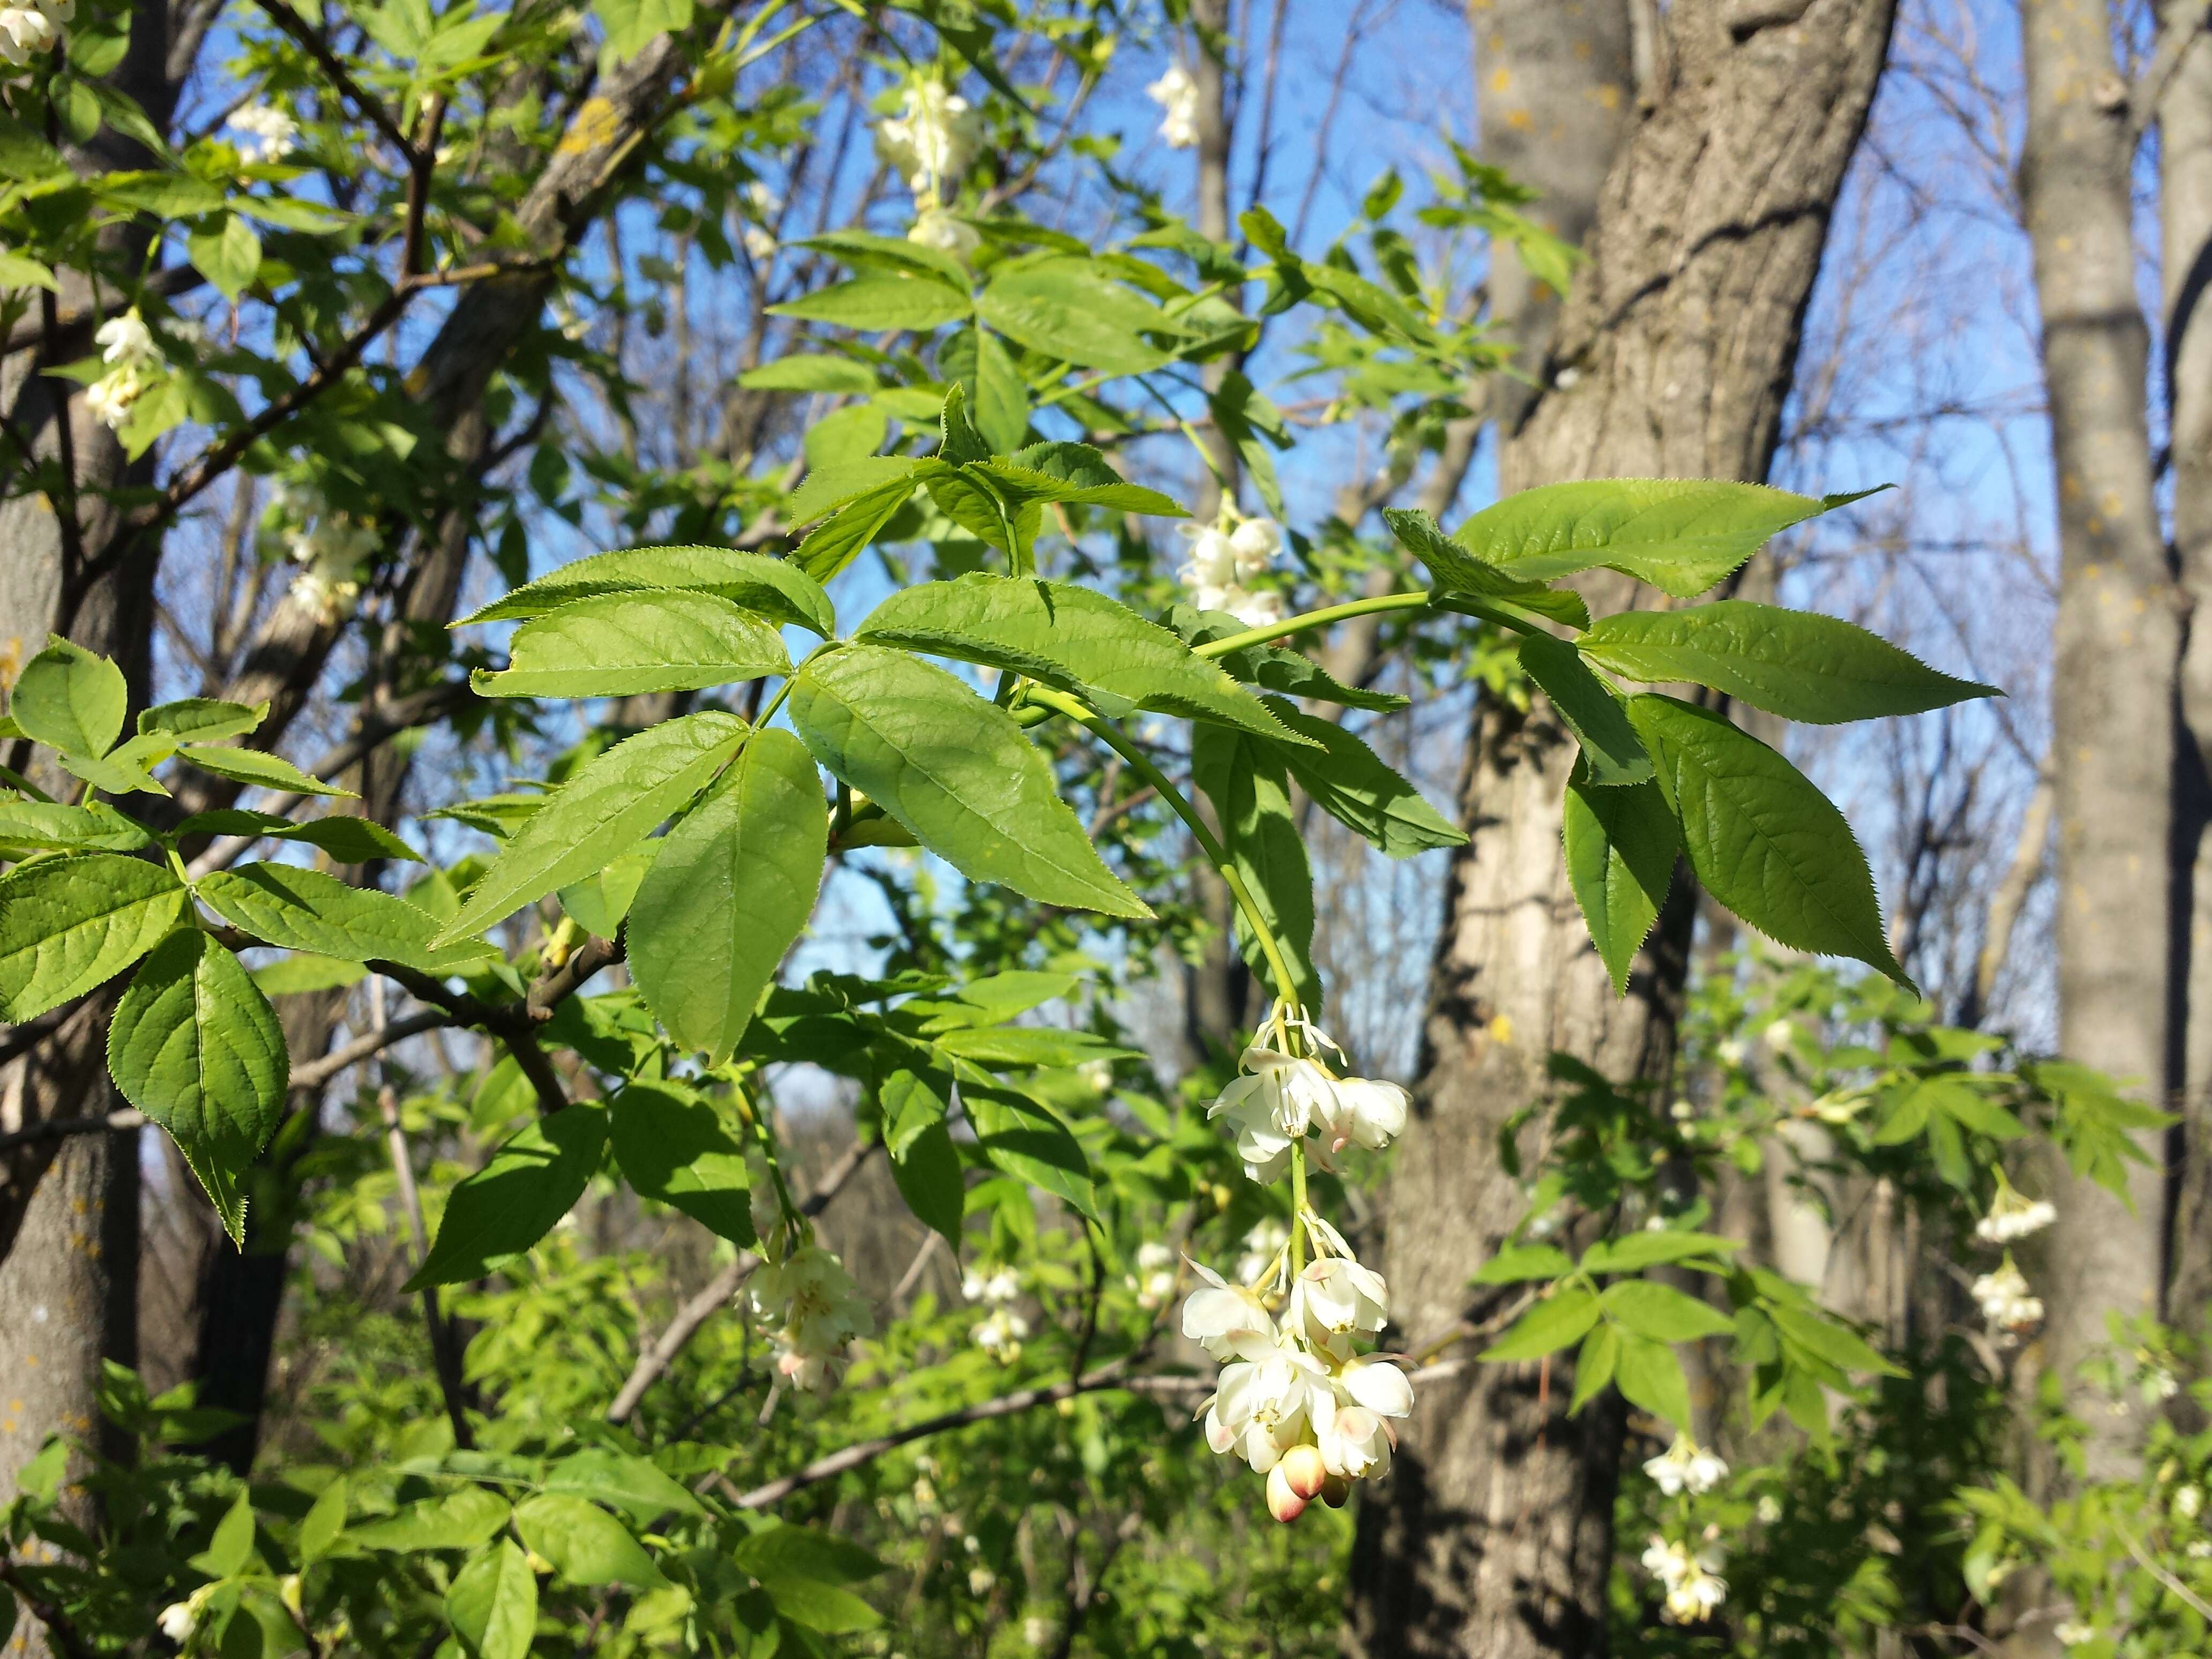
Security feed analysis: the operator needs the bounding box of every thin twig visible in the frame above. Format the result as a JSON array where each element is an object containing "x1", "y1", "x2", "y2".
[{"x1": 249, "y1": 0, "x2": 412, "y2": 156}]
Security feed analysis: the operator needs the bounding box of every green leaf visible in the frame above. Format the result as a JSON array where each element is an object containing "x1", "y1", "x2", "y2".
[
  {"x1": 889, "y1": 1119, "x2": 965, "y2": 1246},
  {"x1": 460, "y1": 545, "x2": 834, "y2": 637},
  {"x1": 1560, "y1": 776, "x2": 1679, "y2": 996},
  {"x1": 1471, "y1": 1244, "x2": 1574, "y2": 1284},
  {"x1": 1766, "y1": 1302, "x2": 1901, "y2": 1377},
  {"x1": 198, "y1": 1490, "x2": 258, "y2": 1578},
  {"x1": 1482, "y1": 1284, "x2": 1602, "y2": 1362},
  {"x1": 1627, "y1": 694, "x2": 1910, "y2": 986},
  {"x1": 973, "y1": 442, "x2": 1186, "y2": 518},
  {"x1": 789, "y1": 644, "x2": 1150, "y2": 920},
  {"x1": 556, "y1": 849, "x2": 652, "y2": 939},
  {"x1": 972, "y1": 328, "x2": 1029, "y2": 453},
  {"x1": 1264, "y1": 698, "x2": 1467, "y2": 859},
  {"x1": 1191, "y1": 726, "x2": 1318, "y2": 1010},
  {"x1": 107, "y1": 930, "x2": 288, "y2": 1243},
  {"x1": 800, "y1": 227, "x2": 973, "y2": 287},
  {"x1": 1580, "y1": 1230, "x2": 1740, "y2": 1274},
  {"x1": 186, "y1": 213, "x2": 261, "y2": 301},
  {"x1": 594, "y1": 0, "x2": 690, "y2": 62},
  {"x1": 628, "y1": 728, "x2": 823, "y2": 1062},
  {"x1": 1613, "y1": 1332, "x2": 1693, "y2": 1431},
  {"x1": 736, "y1": 1525, "x2": 886, "y2": 1633},
  {"x1": 347, "y1": 1488, "x2": 510, "y2": 1552},
  {"x1": 178, "y1": 744, "x2": 355, "y2": 798},
  {"x1": 297, "y1": 1477, "x2": 347, "y2": 1565},
  {"x1": 1454, "y1": 480, "x2": 1885, "y2": 600},
  {"x1": 856, "y1": 574, "x2": 1299, "y2": 741},
  {"x1": 1600, "y1": 1279, "x2": 1735, "y2": 1342},
  {"x1": 1570, "y1": 1322, "x2": 1621, "y2": 1413},
  {"x1": 511, "y1": 1493, "x2": 665, "y2": 1589},
  {"x1": 936, "y1": 381, "x2": 992, "y2": 466},
  {"x1": 471, "y1": 591, "x2": 791, "y2": 700},
  {"x1": 784, "y1": 456, "x2": 925, "y2": 527},
  {"x1": 804, "y1": 401, "x2": 888, "y2": 471},
  {"x1": 1518, "y1": 634, "x2": 1650, "y2": 786},
  {"x1": 139, "y1": 698, "x2": 268, "y2": 743},
  {"x1": 250, "y1": 953, "x2": 367, "y2": 997},
  {"x1": 976, "y1": 258, "x2": 1172, "y2": 372},
  {"x1": 0, "y1": 851, "x2": 186, "y2": 1020},
  {"x1": 542, "y1": 1447, "x2": 708, "y2": 1523},
  {"x1": 1576, "y1": 601, "x2": 2000, "y2": 723},
  {"x1": 964, "y1": 1085, "x2": 1096, "y2": 1218},
  {"x1": 174, "y1": 809, "x2": 422, "y2": 865},
  {"x1": 196, "y1": 865, "x2": 498, "y2": 975},
  {"x1": 794, "y1": 473, "x2": 924, "y2": 585},
  {"x1": 0, "y1": 799, "x2": 153, "y2": 853},
  {"x1": 771, "y1": 274, "x2": 971, "y2": 332},
  {"x1": 11, "y1": 636, "x2": 126, "y2": 757},
  {"x1": 1380, "y1": 509, "x2": 1590, "y2": 628},
  {"x1": 429, "y1": 711, "x2": 751, "y2": 946},
  {"x1": 58, "y1": 731, "x2": 174, "y2": 796},
  {"x1": 447, "y1": 1540, "x2": 537, "y2": 1659},
  {"x1": 608, "y1": 1083, "x2": 756, "y2": 1247},
  {"x1": 406, "y1": 1104, "x2": 609, "y2": 1290},
  {"x1": 737, "y1": 355, "x2": 879, "y2": 393}
]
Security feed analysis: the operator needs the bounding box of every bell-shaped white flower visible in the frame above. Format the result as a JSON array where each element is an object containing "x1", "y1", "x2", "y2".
[
  {"x1": 227, "y1": 103, "x2": 299, "y2": 162},
  {"x1": 1975, "y1": 1179, "x2": 2056, "y2": 1245},
  {"x1": 85, "y1": 368, "x2": 146, "y2": 431},
  {"x1": 1643, "y1": 1433, "x2": 1728, "y2": 1497},
  {"x1": 1332, "y1": 1351, "x2": 1414, "y2": 1419},
  {"x1": 909, "y1": 201, "x2": 980, "y2": 259},
  {"x1": 1146, "y1": 63, "x2": 1200, "y2": 149},
  {"x1": 0, "y1": 3, "x2": 56, "y2": 64},
  {"x1": 1227, "y1": 515, "x2": 1280, "y2": 578},
  {"x1": 1205, "y1": 1332, "x2": 1328, "y2": 1473},
  {"x1": 750, "y1": 1242, "x2": 872, "y2": 1395},
  {"x1": 1225, "y1": 1047, "x2": 1341, "y2": 1138},
  {"x1": 97, "y1": 310, "x2": 157, "y2": 369},
  {"x1": 1642, "y1": 1535, "x2": 1727, "y2": 1623},
  {"x1": 1289, "y1": 1255, "x2": 1388, "y2": 1346},
  {"x1": 1317, "y1": 1400, "x2": 1393, "y2": 1479},
  {"x1": 1180, "y1": 1260, "x2": 1276, "y2": 1361},
  {"x1": 972, "y1": 1305, "x2": 1029, "y2": 1364},
  {"x1": 1236, "y1": 1218, "x2": 1289, "y2": 1286},
  {"x1": 1322, "y1": 1077, "x2": 1410, "y2": 1153},
  {"x1": 877, "y1": 79, "x2": 983, "y2": 193},
  {"x1": 1971, "y1": 1257, "x2": 2042, "y2": 1333}
]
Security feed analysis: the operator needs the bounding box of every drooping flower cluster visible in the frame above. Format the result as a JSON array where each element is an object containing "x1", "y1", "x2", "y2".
[
  {"x1": 1206, "y1": 1012, "x2": 1409, "y2": 1184},
  {"x1": 226, "y1": 103, "x2": 299, "y2": 162},
  {"x1": 1643, "y1": 1433, "x2": 1729, "y2": 1497},
  {"x1": 963, "y1": 1262, "x2": 1027, "y2": 1363},
  {"x1": 0, "y1": 0, "x2": 68, "y2": 68},
  {"x1": 749, "y1": 1242, "x2": 873, "y2": 1394},
  {"x1": 1146, "y1": 64, "x2": 1200, "y2": 149},
  {"x1": 1235, "y1": 1218, "x2": 1289, "y2": 1286},
  {"x1": 1127, "y1": 1239, "x2": 1177, "y2": 1310},
  {"x1": 1184, "y1": 1222, "x2": 1414, "y2": 1521},
  {"x1": 1177, "y1": 510, "x2": 1284, "y2": 630},
  {"x1": 1642, "y1": 1535, "x2": 1728, "y2": 1623},
  {"x1": 877, "y1": 78, "x2": 983, "y2": 195},
  {"x1": 1971, "y1": 1256, "x2": 2043, "y2": 1340},
  {"x1": 1974, "y1": 1177, "x2": 2056, "y2": 1245},
  {"x1": 272, "y1": 484, "x2": 378, "y2": 623},
  {"x1": 85, "y1": 310, "x2": 163, "y2": 432},
  {"x1": 740, "y1": 180, "x2": 780, "y2": 262}
]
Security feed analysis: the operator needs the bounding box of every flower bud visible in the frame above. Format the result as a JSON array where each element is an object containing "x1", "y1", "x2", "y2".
[
  {"x1": 1320, "y1": 1474, "x2": 1353, "y2": 1508},
  {"x1": 1280, "y1": 1442, "x2": 1327, "y2": 1500},
  {"x1": 1265, "y1": 1460, "x2": 1308, "y2": 1523}
]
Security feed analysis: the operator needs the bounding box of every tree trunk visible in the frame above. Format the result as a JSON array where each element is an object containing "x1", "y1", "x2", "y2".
[
  {"x1": 1351, "y1": 4, "x2": 1895, "y2": 1653},
  {"x1": 2160, "y1": 1, "x2": 2212, "y2": 1357},
  {"x1": 2016, "y1": 0, "x2": 2177, "y2": 1480}
]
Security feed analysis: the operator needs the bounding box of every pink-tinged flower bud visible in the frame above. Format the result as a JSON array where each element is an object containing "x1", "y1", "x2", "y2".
[
  {"x1": 1320, "y1": 1474, "x2": 1352, "y2": 1508},
  {"x1": 1280, "y1": 1442, "x2": 1327, "y2": 1500},
  {"x1": 1266, "y1": 1461, "x2": 1309, "y2": 1523}
]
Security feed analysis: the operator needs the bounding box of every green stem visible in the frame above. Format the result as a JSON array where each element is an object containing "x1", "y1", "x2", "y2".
[
  {"x1": 1193, "y1": 589, "x2": 1433, "y2": 659},
  {"x1": 1020, "y1": 684, "x2": 1302, "y2": 1008},
  {"x1": 1289, "y1": 1147, "x2": 1307, "y2": 1276}
]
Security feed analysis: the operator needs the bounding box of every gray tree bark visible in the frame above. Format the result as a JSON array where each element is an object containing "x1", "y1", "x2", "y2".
[
  {"x1": 1350, "y1": 3, "x2": 1896, "y2": 1653},
  {"x1": 2016, "y1": 0, "x2": 2178, "y2": 1480}
]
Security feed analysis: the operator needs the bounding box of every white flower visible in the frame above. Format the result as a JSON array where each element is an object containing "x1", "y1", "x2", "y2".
[
  {"x1": 877, "y1": 79, "x2": 983, "y2": 193},
  {"x1": 2191, "y1": 1539, "x2": 2212, "y2": 1559},
  {"x1": 1971, "y1": 1258, "x2": 2043, "y2": 1333},
  {"x1": 967, "y1": 1565, "x2": 996, "y2": 1595},
  {"x1": 743, "y1": 180, "x2": 780, "y2": 219},
  {"x1": 1321, "y1": 1077, "x2": 1409, "y2": 1154},
  {"x1": 2148, "y1": 1366, "x2": 2181, "y2": 1402},
  {"x1": 2176, "y1": 1483, "x2": 2204, "y2": 1521},
  {"x1": 1146, "y1": 64, "x2": 1200, "y2": 149},
  {"x1": 1644, "y1": 1434, "x2": 1728, "y2": 1497},
  {"x1": 1180, "y1": 1260, "x2": 1275, "y2": 1361},
  {"x1": 1975, "y1": 1182, "x2": 2057, "y2": 1245},
  {"x1": 962, "y1": 1267, "x2": 1020, "y2": 1304},
  {"x1": 1288, "y1": 1254, "x2": 1388, "y2": 1347},
  {"x1": 1176, "y1": 518, "x2": 1284, "y2": 630},
  {"x1": 1236, "y1": 1219, "x2": 1289, "y2": 1286},
  {"x1": 1316, "y1": 1400, "x2": 1392, "y2": 1479},
  {"x1": 1227, "y1": 516, "x2": 1280, "y2": 577},
  {"x1": 285, "y1": 510, "x2": 378, "y2": 624},
  {"x1": 2054, "y1": 1622, "x2": 2095, "y2": 1648},
  {"x1": 1716, "y1": 1038, "x2": 1747, "y2": 1068},
  {"x1": 1137, "y1": 1241, "x2": 1174, "y2": 1273},
  {"x1": 1129, "y1": 1240, "x2": 1178, "y2": 1309},
  {"x1": 909, "y1": 203, "x2": 980, "y2": 260},
  {"x1": 1761, "y1": 1018, "x2": 1795, "y2": 1053},
  {"x1": 1331, "y1": 1351, "x2": 1414, "y2": 1419},
  {"x1": 0, "y1": 3, "x2": 56, "y2": 64},
  {"x1": 227, "y1": 103, "x2": 299, "y2": 162},
  {"x1": 1756, "y1": 1494, "x2": 1782, "y2": 1524},
  {"x1": 1203, "y1": 1325, "x2": 1329, "y2": 1473},
  {"x1": 972, "y1": 1306, "x2": 1029, "y2": 1364},
  {"x1": 750, "y1": 1243, "x2": 873, "y2": 1395},
  {"x1": 159, "y1": 1586, "x2": 213, "y2": 1643},
  {"x1": 1642, "y1": 1535, "x2": 1726, "y2": 1623},
  {"x1": 743, "y1": 225, "x2": 778, "y2": 261},
  {"x1": 85, "y1": 367, "x2": 146, "y2": 430},
  {"x1": 97, "y1": 310, "x2": 157, "y2": 368}
]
